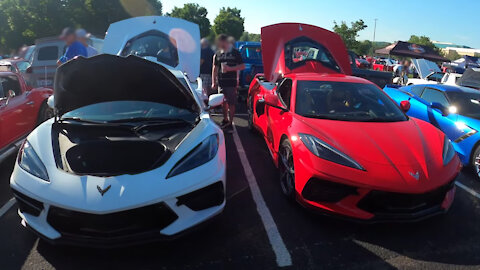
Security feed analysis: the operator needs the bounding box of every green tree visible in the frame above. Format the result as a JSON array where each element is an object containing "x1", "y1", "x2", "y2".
[
  {"x1": 332, "y1": 19, "x2": 367, "y2": 51},
  {"x1": 212, "y1": 7, "x2": 244, "y2": 40},
  {"x1": 167, "y1": 3, "x2": 210, "y2": 38},
  {"x1": 240, "y1": 32, "x2": 260, "y2": 42},
  {"x1": 0, "y1": 0, "x2": 162, "y2": 52},
  {"x1": 408, "y1": 35, "x2": 439, "y2": 52},
  {"x1": 441, "y1": 50, "x2": 461, "y2": 61},
  {"x1": 355, "y1": 40, "x2": 372, "y2": 56}
]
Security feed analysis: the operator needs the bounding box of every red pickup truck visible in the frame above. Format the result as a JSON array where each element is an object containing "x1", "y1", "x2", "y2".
[{"x1": 0, "y1": 71, "x2": 53, "y2": 162}]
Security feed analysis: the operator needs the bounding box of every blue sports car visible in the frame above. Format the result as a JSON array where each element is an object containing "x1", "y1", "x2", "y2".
[{"x1": 384, "y1": 84, "x2": 480, "y2": 178}]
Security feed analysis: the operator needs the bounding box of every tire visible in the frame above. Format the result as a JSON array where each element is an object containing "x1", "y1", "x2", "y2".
[
  {"x1": 247, "y1": 97, "x2": 255, "y2": 132},
  {"x1": 37, "y1": 102, "x2": 53, "y2": 125},
  {"x1": 471, "y1": 145, "x2": 480, "y2": 180},
  {"x1": 278, "y1": 139, "x2": 295, "y2": 200}
]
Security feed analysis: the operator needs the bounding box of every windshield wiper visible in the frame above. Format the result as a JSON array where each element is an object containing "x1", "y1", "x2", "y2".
[{"x1": 59, "y1": 117, "x2": 108, "y2": 124}]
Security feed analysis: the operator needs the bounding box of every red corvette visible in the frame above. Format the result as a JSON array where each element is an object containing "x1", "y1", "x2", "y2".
[
  {"x1": 247, "y1": 23, "x2": 461, "y2": 222},
  {"x1": 0, "y1": 71, "x2": 52, "y2": 162}
]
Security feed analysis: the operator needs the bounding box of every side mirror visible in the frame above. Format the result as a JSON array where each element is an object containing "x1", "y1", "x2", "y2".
[
  {"x1": 400, "y1": 100, "x2": 411, "y2": 113},
  {"x1": 7, "y1": 90, "x2": 16, "y2": 98},
  {"x1": 47, "y1": 95, "x2": 54, "y2": 109},
  {"x1": 208, "y1": 94, "x2": 224, "y2": 108},
  {"x1": 430, "y1": 102, "x2": 449, "y2": 116}
]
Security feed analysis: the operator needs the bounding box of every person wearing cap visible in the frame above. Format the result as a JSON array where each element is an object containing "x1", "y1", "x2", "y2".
[
  {"x1": 76, "y1": 29, "x2": 98, "y2": 57},
  {"x1": 57, "y1": 27, "x2": 87, "y2": 66}
]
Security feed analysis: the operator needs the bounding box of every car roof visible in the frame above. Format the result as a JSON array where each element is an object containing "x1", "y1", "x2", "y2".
[
  {"x1": 0, "y1": 71, "x2": 18, "y2": 76},
  {"x1": 0, "y1": 58, "x2": 25, "y2": 65},
  {"x1": 286, "y1": 72, "x2": 375, "y2": 85},
  {"x1": 414, "y1": 84, "x2": 480, "y2": 94}
]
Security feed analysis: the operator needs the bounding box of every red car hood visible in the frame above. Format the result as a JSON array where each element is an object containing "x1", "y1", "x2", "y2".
[
  {"x1": 299, "y1": 117, "x2": 445, "y2": 178},
  {"x1": 261, "y1": 23, "x2": 352, "y2": 82}
]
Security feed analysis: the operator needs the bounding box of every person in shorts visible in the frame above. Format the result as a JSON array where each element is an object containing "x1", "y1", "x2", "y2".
[{"x1": 212, "y1": 34, "x2": 245, "y2": 129}]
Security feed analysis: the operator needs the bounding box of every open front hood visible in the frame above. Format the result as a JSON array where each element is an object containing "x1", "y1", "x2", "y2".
[
  {"x1": 411, "y1": 58, "x2": 441, "y2": 79},
  {"x1": 54, "y1": 54, "x2": 198, "y2": 116},
  {"x1": 103, "y1": 16, "x2": 200, "y2": 82},
  {"x1": 261, "y1": 23, "x2": 352, "y2": 82}
]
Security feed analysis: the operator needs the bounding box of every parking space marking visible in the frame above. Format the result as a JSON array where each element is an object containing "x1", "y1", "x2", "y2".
[
  {"x1": 456, "y1": 181, "x2": 480, "y2": 199},
  {"x1": 232, "y1": 124, "x2": 292, "y2": 267},
  {"x1": 0, "y1": 198, "x2": 15, "y2": 219}
]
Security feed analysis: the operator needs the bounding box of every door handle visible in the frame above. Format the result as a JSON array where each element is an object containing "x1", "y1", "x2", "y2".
[{"x1": 26, "y1": 101, "x2": 35, "y2": 105}]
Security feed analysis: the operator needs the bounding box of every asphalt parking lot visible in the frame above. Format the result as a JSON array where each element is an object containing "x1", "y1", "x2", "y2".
[{"x1": 2, "y1": 102, "x2": 480, "y2": 270}]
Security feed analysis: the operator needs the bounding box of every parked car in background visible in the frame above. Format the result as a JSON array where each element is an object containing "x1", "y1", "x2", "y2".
[
  {"x1": 235, "y1": 41, "x2": 263, "y2": 88},
  {"x1": 384, "y1": 83, "x2": 480, "y2": 179},
  {"x1": 0, "y1": 71, "x2": 53, "y2": 163},
  {"x1": 248, "y1": 23, "x2": 460, "y2": 222},
  {"x1": 355, "y1": 58, "x2": 371, "y2": 69},
  {"x1": 28, "y1": 37, "x2": 66, "y2": 88},
  {"x1": 372, "y1": 58, "x2": 395, "y2": 71},
  {"x1": 348, "y1": 51, "x2": 393, "y2": 88},
  {"x1": 0, "y1": 58, "x2": 33, "y2": 87},
  {"x1": 403, "y1": 58, "x2": 444, "y2": 85}
]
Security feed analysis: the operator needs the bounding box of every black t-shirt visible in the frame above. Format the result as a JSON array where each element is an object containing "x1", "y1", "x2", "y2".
[
  {"x1": 200, "y1": 47, "x2": 214, "y2": 74},
  {"x1": 214, "y1": 48, "x2": 243, "y2": 87}
]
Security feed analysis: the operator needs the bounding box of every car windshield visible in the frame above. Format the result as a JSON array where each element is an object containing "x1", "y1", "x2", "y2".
[
  {"x1": 296, "y1": 81, "x2": 407, "y2": 122},
  {"x1": 427, "y1": 72, "x2": 444, "y2": 82},
  {"x1": 242, "y1": 46, "x2": 262, "y2": 60},
  {"x1": 62, "y1": 101, "x2": 198, "y2": 123},
  {"x1": 446, "y1": 92, "x2": 480, "y2": 119}
]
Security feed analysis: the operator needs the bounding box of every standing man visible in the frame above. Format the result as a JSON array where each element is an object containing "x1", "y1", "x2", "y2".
[
  {"x1": 212, "y1": 34, "x2": 245, "y2": 129},
  {"x1": 57, "y1": 27, "x2": 87, "y2": 66},
  {"x1": 200, "y1": 38, "x2": 214, "y2": 96},
  {"x1": 76, "y1": 29, "x2": 98, "y2": 57}
]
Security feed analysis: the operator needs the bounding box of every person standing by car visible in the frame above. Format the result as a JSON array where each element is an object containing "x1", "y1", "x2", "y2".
[
  {"x1": 76, "y1": 29, "x2": 98, "y2": 57},
  {"x1": 200, "y1": 38, "x2": 214, "y2": 96},
  {"x1": 212, "y1": 34, "x2": 245, "y2": 129},
  {"x1": 57, "y1": 27, "x2": 87, "y2": 66}
]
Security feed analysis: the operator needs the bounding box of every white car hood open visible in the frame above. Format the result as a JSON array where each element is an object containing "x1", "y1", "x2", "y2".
[
  {"x1": 411, "y1": 58, "x2": 441, "y2": 79},
  {"x1": 103, "y1": 16, "x2": 200, "y2": 82}
]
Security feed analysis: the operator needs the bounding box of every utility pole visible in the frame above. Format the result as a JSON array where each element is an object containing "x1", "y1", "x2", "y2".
[{"x1": 372, "y1": 18, "x2": 378, "y2": 56}]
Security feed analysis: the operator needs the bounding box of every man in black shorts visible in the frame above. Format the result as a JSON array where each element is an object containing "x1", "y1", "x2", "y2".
[{"x1": 212, "y1": 34, "x2": 245, "y2": 129}]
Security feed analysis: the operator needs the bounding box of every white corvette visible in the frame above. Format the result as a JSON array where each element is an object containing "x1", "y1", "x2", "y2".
[{"x1": 10, "y1": 24, "x2": 226, "y2": 246}]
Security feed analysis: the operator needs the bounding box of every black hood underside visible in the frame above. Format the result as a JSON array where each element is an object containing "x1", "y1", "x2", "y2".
[{"x1": 54, "y1": 54, "x2": 199, "y2": 116}]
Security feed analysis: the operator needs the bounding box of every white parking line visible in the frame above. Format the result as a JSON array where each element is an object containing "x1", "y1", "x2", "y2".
[
  {"x1": 455, "y1": 181, "x2": 480, "y2": 199},
  {"x1": 0, "y1": 198, "x2": 16, "y2": 219},
  {"x1": 232, "y1": 125, "x2": 293, "y2": 267}
]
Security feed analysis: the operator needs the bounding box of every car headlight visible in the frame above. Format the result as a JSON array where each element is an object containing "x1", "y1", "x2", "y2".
[
  {"x1": 299, "y1": 134, "x2": 364, "y2": 170},
  {"x1": 17, "y1": 140, "x2": 49, "y2": 182},
  {"x1": 442, "y1": 136, "x2": 456, "y2": 166},
  {"x1": 167, "y1": 134, "x2": 219, "y2": 178}
]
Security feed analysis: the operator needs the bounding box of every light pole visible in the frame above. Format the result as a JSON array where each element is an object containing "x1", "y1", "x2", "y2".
[{"x1": 372, "y1": 18, "x2": 378, "y2": 56}]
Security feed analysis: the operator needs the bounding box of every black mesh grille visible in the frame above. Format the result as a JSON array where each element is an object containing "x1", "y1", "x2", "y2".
[
  {"x1": 47, "y1": 203, "x2": 178, "y2": 238},
  {"x1": 12, "y1": 189, "x2": 44, "y2": 217},
  {"x1": 301, "y1": 178, "x2": 358, "y2": 203},
  {"x1": 176, "y1": 181, "x2": 224, "y2": 211},
  {"x1": 358, "y1": 181, "x2": 454, "y2": 215}
]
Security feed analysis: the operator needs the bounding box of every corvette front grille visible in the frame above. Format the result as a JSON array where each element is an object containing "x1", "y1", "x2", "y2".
[
  {"x1": 357, "y1": 181, "x2": 454, "y2": 216},
  {"x1": 47, "y1": 202, "x2": 178, "y2": 238}
]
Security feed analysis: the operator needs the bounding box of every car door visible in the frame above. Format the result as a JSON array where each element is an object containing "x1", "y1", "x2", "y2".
[
  {"x1": 417, "y1": 87, "x2": 465, "y2": 140},
  {"x1": 0, "y1": 75, "x2": 36, "y2": 146},
  {"x1": 266, "y1": 78, "x2": 293, "y2": 152}
]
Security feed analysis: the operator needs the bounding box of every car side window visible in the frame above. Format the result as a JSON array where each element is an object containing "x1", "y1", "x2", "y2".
[
  {"x1": 0, "y1": 76, "x2": 22, "y2": 97},
  {"x1": 16, "y1": 61, "x2": 31, "y2": 72},
  {"x1": 410, "y1": 85, "x2": 424, "y2": 96},
  {"x1": 277, "y1": 79, "x2": 293, "y2": 109},
  {"x1": 421, "y1": 88, "x2": 449, "y2": 106}
]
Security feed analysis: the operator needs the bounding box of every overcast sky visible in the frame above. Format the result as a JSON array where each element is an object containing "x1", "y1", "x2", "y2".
[{"x1": 162, "y1": 0, "x2": 480, "y2": 48}]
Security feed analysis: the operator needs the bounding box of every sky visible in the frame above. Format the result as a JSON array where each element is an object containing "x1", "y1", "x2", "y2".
[{"x1": 162, "y1": 0, "x2": 480, "y2": 48}]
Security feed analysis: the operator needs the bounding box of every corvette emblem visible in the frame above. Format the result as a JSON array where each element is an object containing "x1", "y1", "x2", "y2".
[
  {"x1": 408, "y1": 171, "x2": 420, "y2": 180},
  {"x1": 97, "y1": 185, "x2": 111, "y2": 196}
]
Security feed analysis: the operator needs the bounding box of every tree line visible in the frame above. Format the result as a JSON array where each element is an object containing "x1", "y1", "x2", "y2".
[{"x1": 0, "y1": 0, "x2": 258, "y2": 53}]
